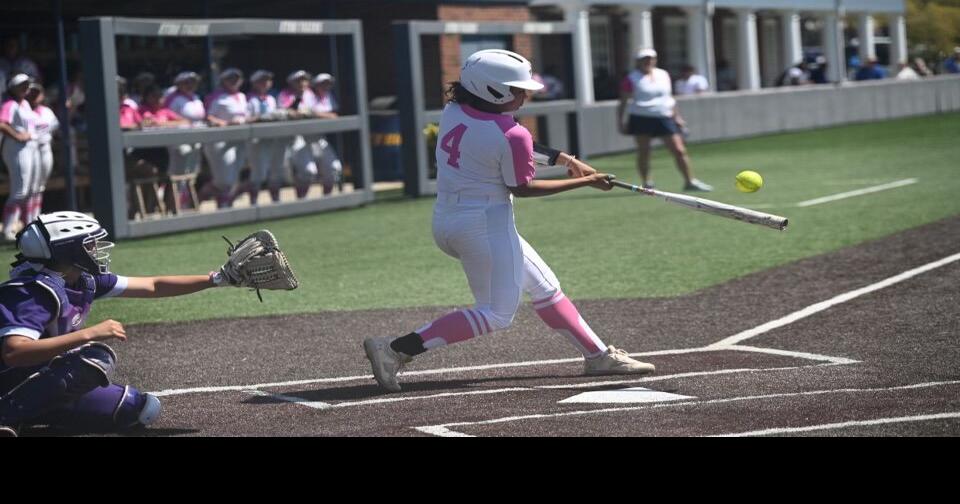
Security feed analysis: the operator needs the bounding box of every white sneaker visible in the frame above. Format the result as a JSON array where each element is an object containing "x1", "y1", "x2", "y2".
[
  {"x1": 138, "y1": 394, "x2": 162, "y2": 426},
  {"x1": 684, "y1": 179, "x2": 713, "y2": 192},
  {"x1": 363, "y1": 336, "x2": 412, "y2": 392},
  {"x1": 584, "y1": 346, "x2": 656, "y2": 376}
]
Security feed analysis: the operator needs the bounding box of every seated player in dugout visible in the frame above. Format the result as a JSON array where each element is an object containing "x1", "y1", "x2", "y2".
[{"x1": 0, "y1": 213, "x2": 237, "y2": 437}]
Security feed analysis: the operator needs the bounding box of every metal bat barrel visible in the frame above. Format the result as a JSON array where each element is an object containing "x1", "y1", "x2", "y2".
[{"x1": 609, "y1": 180, "x2": 788, "y2": 231}]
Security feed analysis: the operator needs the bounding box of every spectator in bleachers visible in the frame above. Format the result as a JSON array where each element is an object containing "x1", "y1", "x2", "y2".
[
  {"x1": 809, "y1": 56, "x2": 829, "y2": 84},
  {"x1": 163, "y1": 71, "x2": 205, "y2": 209},
  {"x1": 674, "y1": 64, "x2": 709, "y2": 95},
  {"x1": 913, "y1": 58, "x2": 934, "y2": 77},
  {"x1": 855, "y1": 58, "x2": 888, "y2": 81},
  {"x1": 281, "y1": 70, "x2": 318, "y2": 199},
  {"x1": 26, "y1": 83, "x2": 57, "y2": 223},
  {"x1": 203, "y1": 68, "x2": 249, "y2": 208},
  {"x1": 0, "y1": 74, "x2": 39, "y2": 240},
  {"x1": 245, "y1": 70, "x2": 287, "y2": 204},
  {"x1": 0, "y1": 37, "x2": 41, "y2": 96},
  {"x1": 896, "y1": 62, "x2": 920, "y2": 80},
  {"x1": 944, "y1": 47, "x2": 960, "y2": 74},
  {"x1": 309, "y1": 73, "x2": 342, "y2": 195},
  {"x1": 776, "y1": 61, "x2": 810, "y2": 86}
]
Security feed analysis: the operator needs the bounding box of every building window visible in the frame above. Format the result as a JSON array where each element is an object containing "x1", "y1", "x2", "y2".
[{"x1": 661, "y1": 15, "x2": 688, "y2": 76}]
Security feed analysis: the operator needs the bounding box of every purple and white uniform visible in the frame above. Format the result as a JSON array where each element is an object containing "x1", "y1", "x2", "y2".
[
  {"x1": 163, "y1": 91, "x2": 205, "y2": 177},
  {"x1": 202, "y1": 90, "x2": 249, "y2": 203},
  {"x1": 418, "y1": 102, "x2": 607, "y2": 357},
  {"x1": 0, "y1": 266, "x2": 127, "y2": 374},
  {"x1": 0, "y1": 97, "x2": 40, "y2": 236}
]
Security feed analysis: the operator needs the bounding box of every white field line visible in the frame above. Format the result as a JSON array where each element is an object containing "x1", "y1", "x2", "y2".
[
  {"x1": 245, "y1": 364, "x2": 832, "y2": 410},
  {"x1": 712, "y1": 412, "x2": 960, "y2": 437},
  {"x1": 414, "y1": 380, "x2": 960, "y2": 437},
  {"x1": 795, "y1": 178, "x2": 917, "y2": 207},
  {"x1": 731, "y1": 178, "x2": 918, "y2": 209},
  {"x1": 707, "y1": 251, "x2": 960, "y2": 349},
  {"x1": 152, "y1": 251, "x2": 958, "y2": 399}
]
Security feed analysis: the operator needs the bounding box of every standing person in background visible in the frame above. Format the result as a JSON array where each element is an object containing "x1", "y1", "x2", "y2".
[
  {"x1": 0, "y1": 74, "x2": 40, "y2": 241},
  {"x1": 895, "y1": 62, "x2": 919, "y2": 80},
  {"x1": 674, "y1": 64, "x2": 709, "y2": 96},
  {"x1": 203, "y1": 68, "x2": 249, "y2": 208},
  {"x1": 26, "y1": 83, "x2": 57, "y2": 223},
  {"x1": 163, "y1": 71, "x2": 205, "y2": 209},
  {"x1": 308, "y1": 73, "x2": 342, "y2": 195},
  {"x1": 617, "y1": 49, "x2": 712, "y2": 192},
  {"x1": 776, "y1": 61, "x2": 810, "y2": 86},
  {"x1": 279, "y1": 70, "x2": 318, "y2": 199},
  {"x1": 913, "y1": 58, "x2": 934, "y2": 77},
  {"x1": 117, "y1": 77, "x2": 141, "y2": 130},
  {"x1": 854, "y1": 58, "x2": 888, "y2": 81},
  {"x1": 943, "y1": 47, "x2": 960, "y2": 74},
  {"x1": 245, "y1": 70, "x2": 287, "y2": 204},
  {"x1": 129, "y1": 72, "x2": 155, "y2": 107}
]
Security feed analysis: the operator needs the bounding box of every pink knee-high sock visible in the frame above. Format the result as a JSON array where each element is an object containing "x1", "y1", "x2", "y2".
[
  {"x1": 534, "y1": 292, "x2": 607, "y2": 358},
  {"x1": 29, "y1": 194, "x2": 42, "y2": 222},
  {"x1": 19, "y1": 200, "x2": 31, "y2": 227},
  {"x1": 416, "y1": 309, "x2": 489, "y2": 350}
]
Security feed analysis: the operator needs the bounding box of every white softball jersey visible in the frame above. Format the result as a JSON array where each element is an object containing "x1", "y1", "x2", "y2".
[
  {"x1": 428, "y1": 101, "x2": 606, "y2": 356},
  {"x1": 164, "y1": 92, "x2": 206, "y2": 123},
  {"x1": 33, "y1": 105, "x2": 59, "y2": 146},
  {"x1": 205, "y1": 90, "x2": 248, "y2": 123},
  {"x1": 621, "y1": 68, "x2": 676, "y2": 118}
]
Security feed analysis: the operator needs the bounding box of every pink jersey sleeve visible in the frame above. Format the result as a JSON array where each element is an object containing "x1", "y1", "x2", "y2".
[
  {"x1": 119, "y1": 105, "x2": 142, "y2": 129},
  {"x1": 0, "y1": 100, "x2": 16, "y2": 124},
  {"x1": 500, "y1": 123, "x2": 536, "y2": 187},
  {"x1": 620, "y1": 76, "x2": 634, "y2": 95}
]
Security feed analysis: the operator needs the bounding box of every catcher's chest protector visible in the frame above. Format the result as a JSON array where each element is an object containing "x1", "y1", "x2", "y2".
[{"x1": 0, "y1": 270, "x2": 96, "y2": 337}]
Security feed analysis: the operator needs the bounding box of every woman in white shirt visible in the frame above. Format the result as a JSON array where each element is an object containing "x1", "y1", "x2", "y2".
[
  {"x1": 617, "y1": 49, "x2": 712, "y2": 191},
  {"x1": 26, "y1": 83, "x2": 58, "y2": 223},
  {"x1": 0, "y1": 74, "x2": 39, "y2": 240}
]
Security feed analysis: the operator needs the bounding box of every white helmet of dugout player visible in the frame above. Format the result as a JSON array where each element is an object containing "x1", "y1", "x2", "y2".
[{"x1": 459, "y1": 49, "x2": 543, "y2": 105}]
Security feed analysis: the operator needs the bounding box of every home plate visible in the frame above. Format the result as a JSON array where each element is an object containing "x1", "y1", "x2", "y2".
[{"x1": 558, "y1": 387, "x2": 695, "y2": 404}]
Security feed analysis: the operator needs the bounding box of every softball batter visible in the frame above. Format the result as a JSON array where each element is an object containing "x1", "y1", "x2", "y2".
[{"x1": 364, "y1": 50, "x2": 655, "y2": 392}]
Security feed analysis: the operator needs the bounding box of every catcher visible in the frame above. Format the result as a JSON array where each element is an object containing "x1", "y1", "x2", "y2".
[{"x1": 0, "y1": 213, "x2": 296, "y2": 437}]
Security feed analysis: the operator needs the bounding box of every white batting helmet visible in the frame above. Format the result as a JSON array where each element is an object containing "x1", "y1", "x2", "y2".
[{"x1": 460, "y1": 49, "x2": 543, "y2": 105}]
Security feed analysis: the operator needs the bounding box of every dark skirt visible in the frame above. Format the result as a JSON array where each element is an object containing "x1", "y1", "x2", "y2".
[{"x1": 627, "y1": 115, "x2": 680, "y2": 137}]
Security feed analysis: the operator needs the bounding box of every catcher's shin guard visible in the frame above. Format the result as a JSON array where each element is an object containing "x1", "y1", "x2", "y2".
[
  {"x1": 46, "y1": 384, "x2": 162, "y2": 430},
  {"x1": 0, "y1": 342, "x2": 115, "y2": 426}
]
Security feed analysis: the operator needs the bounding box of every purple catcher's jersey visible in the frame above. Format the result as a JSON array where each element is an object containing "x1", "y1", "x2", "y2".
[{"x1": 0, "y1": 266, "x2": 127, "y2": 372}]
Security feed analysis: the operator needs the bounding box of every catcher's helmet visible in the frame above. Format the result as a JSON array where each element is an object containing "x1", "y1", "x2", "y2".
[
  {"x1": 16, "y1": 213, "x2": 114, "y2": 274},
  {"x1": 459, "y1": 49, "x2": 543, "y2": 105}
]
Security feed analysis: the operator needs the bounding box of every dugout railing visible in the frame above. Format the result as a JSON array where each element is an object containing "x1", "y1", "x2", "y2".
[{"x1": 80, "y1": 17, "x2": 374, "y2": 238}]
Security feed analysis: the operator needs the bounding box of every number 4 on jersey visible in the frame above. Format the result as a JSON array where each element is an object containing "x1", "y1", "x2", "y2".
[{"x1": 440, "y1": 123, "x2": 468, "y2": 168}]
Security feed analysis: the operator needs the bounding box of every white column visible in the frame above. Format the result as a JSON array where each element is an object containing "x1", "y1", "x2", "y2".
[
  {"x1": 685, "y1": 5, "x2": 716, "y2": 92},
  {"x1": 857, "y1": 13, "x2": 876, "y2": 62},
  {"x1": 823, "y1": 11, "x2": 846, "y2": 82},
  {"x1": 736, "y1": 9, "x2": 761, "y2": 90},
  {"x1": 781, "y1": 11, "x2": 803, "y2": 67},
  {"x1": 563, "y1": 0, "x2": 595, "y2": 105},
  {"x1": 890, "y1": 14, "x2": 907, "y2": 65},
  {"x1": 626, "y1": 4, "x2": 654, "y2": 67}
]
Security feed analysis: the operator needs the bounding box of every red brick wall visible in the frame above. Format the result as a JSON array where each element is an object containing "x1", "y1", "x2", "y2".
[{"x1": 436, "y1": 5, "x2": 538, "y2": 136}]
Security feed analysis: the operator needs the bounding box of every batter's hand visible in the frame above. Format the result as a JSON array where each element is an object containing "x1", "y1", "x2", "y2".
[
  {"x1": 586, "y1": 173, "x2": 615, "y2": 191},
  {"x1": 565, "y1": 157, "x2": 597, "y2": 178}
]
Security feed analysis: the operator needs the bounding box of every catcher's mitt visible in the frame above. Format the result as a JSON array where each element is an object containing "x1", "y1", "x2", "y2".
[{"x1": 217, "y1": 230, "x2": 298, "y2": 301}]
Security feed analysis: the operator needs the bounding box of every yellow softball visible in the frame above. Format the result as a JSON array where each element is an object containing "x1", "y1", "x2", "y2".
[{"x1": 735, "y1": 170, "x2": 763, "y2": 193}]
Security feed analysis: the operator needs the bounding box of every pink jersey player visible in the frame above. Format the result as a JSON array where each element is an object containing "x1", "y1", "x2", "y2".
[
  {"x1": 0, "y1": 74, "x2": 39, "y2": 241},
  {"x1": 26, "y1": 84, "x2": 58, "y2": 223},
  {"x1": 202, "y1": 68, "x2": 249, "y2": 208},
  {"x1": 362, "y1": 50, "x2": 656, "y2": 393}
]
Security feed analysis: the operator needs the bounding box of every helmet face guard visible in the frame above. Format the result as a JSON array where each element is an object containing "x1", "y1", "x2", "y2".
[{"x1": 16, "y1": 213, "x2": 113, "y2": 274}]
